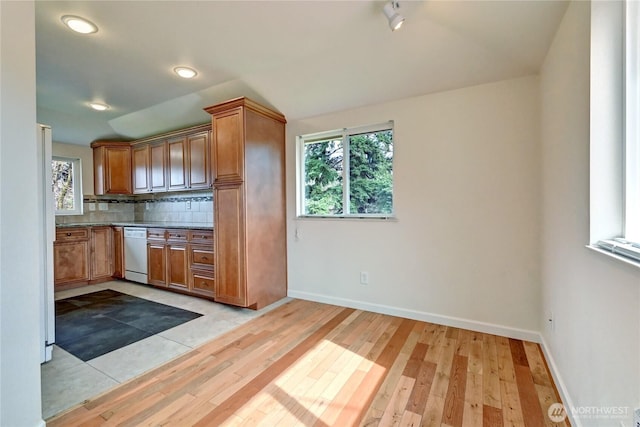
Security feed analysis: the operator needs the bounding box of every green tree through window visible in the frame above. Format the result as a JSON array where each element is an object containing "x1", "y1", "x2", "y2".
[{"x1": 301, "y1": 123, "x2": 394, "y2": 217}]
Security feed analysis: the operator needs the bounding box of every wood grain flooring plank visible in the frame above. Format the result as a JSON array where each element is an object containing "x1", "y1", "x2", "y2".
[
  {"x1": 421, "y1": 394, "x2": 445, "y2": 427},
  {"x1": 398, "y1": 409, "x2": 422, "y2": 426},
  {"x1": 441, "y1": 354, "x2": 468, "y2": 427},
  {"x1": 455, "y1": 329, "x2": 471, "y2": 357},
  {"x1": 509, "y1": 338, "x2": 529, "y2": 367},
  {"x1": 500, "y1": 379, "x2": 525, "y2": 427},
  {"x1": 430, "y1": 338, "x2": 457, "y2": 398},
  {"x1": 402, "y1": 342, "x2": 429, "y2": 379},
  {"x1": 468, "y1": 332, "x2": 484, "y2": 375},
  {"x1": 482, "y1": 334, "x2": 501, "y2": 409},
  {"x1": 462, "y1": 372, "x2": 483, "y2": 427},
  {"x1": 378, "y1": 375, "x2": 416, "y2": 427},
  {"x1": 535, "y1": 384, "x2": 570, "y2": 427},
  {"x1": 404, "y1": 359, "x2": 437, "y2": 415},
  {"x1": 522, "y1": 341, "x2": 553, "y2": 387},
  {"x1": 483, "y1": 404, "x2": 504, "y2": 427},
  {"x1": 514, "y1": 364, "x2": 546, "y2": 427},
  {"x1": 496, "y1": 336, "x2": 517, "y2": 383}
]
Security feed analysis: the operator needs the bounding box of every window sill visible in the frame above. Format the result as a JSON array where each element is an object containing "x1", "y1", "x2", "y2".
[
  {"x1": 586, "y1": 244, "x2": 640, "y2": 270},
  {"x1": 296, "y1": 215, "x2": 397, "y2": 222}
]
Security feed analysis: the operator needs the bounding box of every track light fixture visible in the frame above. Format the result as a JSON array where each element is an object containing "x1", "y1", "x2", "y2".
[{"x1": 383, "y1": 1, "x2": 405, "y2": 32}]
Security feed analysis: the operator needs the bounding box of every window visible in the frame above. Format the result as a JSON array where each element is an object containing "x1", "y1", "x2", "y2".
[
  {"x1": 298, "y1": 122, "x2": 394, "y2": 218},
  {"x1": 52, "y1": 156, "x2": 83, "y2": 215},
  {"x1": 592, "y1": 1, "x2": 640, "y2": 263}
]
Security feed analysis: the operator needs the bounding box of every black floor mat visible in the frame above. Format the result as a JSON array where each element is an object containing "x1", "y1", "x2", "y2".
[{"x1": 55, "y1": 289, "x2": 202, "y2": 361}]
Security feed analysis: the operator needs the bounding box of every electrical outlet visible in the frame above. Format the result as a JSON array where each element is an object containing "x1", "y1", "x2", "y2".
[
  {"x1": 98, "y1": 202, "x2": 108, "y2": 211},
  {"x1": 186, "y1": 200, "x2": 192, "y2": 210},
  {"x1": 88, "y1": 203, "x2": 96, "y2": 211},
  {"x1": 360, "y1": 271, "x2": 369, "y2": 285},
  {"x1": 145, "y1": 202, "x2": 150, "y2": 210},
  {"x1": 547, "y1": 311, "x2": 554, "y2": 331}
]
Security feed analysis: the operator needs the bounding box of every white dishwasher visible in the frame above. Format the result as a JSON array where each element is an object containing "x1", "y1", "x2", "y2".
[{"x1": 124, "y1": 227, "x2": 148, "y2": 283}]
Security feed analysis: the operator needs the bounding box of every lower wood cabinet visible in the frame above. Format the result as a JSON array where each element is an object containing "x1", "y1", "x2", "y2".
[
  {"x1": 54, "y1": 226, "x2": 113, "y2": 289},
  {"x1": 112, "y1": 226, "x2": 124, "y2": 279},
  {"x1": 146, "y1": 228, "x2": 213, "y2": 298},
  {"x1": 54, "y1": 228, "x2": 90, "y2": 288}
]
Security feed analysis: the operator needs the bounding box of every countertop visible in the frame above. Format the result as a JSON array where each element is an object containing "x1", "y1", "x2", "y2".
[{"x1": 56, "y1": 222, "x2": 213, "y2": 230}]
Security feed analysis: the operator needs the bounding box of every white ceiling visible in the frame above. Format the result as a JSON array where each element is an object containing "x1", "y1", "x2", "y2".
[{"x1": 35, "y1": 0, "x2": 569, "y2": 146}]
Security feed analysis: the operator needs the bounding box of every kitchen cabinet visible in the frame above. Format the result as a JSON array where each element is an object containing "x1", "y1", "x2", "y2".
[
  {"x1": 205, "y1": 97, "x2": 287, "y2": 309},
  {"x1": 54, "y1": 226, "x2": 114, "y2": 289},
  {"x1": 90, "y1": 226, "x2": 113, "y2": 281},
  {"x1": 112, "y1": 226, "x2": 124, "y2": 279},
  {"x1": 146, "y1": 229, "x2": 190, "y2": 291},
  {"x1": 54, "y1": 228, "x2": 90, "y2": 289},
  {"x1": 132, "y1": 141, "x2": 168, "y2": 194},
  {"x1": 145, "y1": 228, "x2": 214, "y2": 298},
  {"x1": 167, "y1": 131, "x2": 211, "y2": 191},
  {"x1": 147, "y1": 229, "x2": 167, "y2": 286},
  {"x1": 91, "y1": 141, "x2": 132, "y2": 195}
]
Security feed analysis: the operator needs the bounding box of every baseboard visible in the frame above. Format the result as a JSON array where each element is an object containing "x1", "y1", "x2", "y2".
[
  {"x1": 287, "y1": 289, "x2": 540, "y2": 342},
  {"x1": 539, "y1": 335, "x2": 582, "y2": 427}
]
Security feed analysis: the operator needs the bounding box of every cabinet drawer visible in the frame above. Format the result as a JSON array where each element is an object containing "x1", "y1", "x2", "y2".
[
  {"x1": 188, "y1": 229, "x2": 213, "y2": 244},
  {"x1": 190, "y1": 269, "x2": 215, "y2": 297},
  {"x1": 166, "y1": 229, "x2": 188, "y2": 242},
  {"x1": 56, "y1": 227, "x2": 89, "y2": 242},
  {"x1": 191, "y1": 246, "x2": 214, "y2": 267},
  {"x1": 147, "y1": 228, "x2": 167, "y2": 240}
]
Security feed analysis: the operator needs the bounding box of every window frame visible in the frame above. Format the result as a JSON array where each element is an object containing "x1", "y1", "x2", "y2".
[
  {"x1": 297, "y1": 121, "x2": 395, "y2": 219},
  {"x1": 52, "y1": 156, "x2": 83, "y2": 216}
]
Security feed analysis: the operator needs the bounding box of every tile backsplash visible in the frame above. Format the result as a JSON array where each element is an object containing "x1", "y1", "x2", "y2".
[{"x1": 55, "y1": 190, "x2": 213, "y2": 225}]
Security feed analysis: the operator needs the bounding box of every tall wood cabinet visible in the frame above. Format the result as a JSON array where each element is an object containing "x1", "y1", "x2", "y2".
[{"x1": 204, "y1": 97, "x2": 287, "y2": 309}]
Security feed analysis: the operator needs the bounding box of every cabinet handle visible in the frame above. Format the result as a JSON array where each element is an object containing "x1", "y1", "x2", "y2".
[
  {"x1": 201, "y1": 256, "x2": 208, "y2": 261},
  {"x1": 66, "y1": 232, "x2": 72, "y2": 236}
]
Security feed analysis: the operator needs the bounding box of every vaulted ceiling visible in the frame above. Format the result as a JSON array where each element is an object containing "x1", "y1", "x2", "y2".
[{"x1": 35, "y1": 1, "x2": 569, "y2": 145}]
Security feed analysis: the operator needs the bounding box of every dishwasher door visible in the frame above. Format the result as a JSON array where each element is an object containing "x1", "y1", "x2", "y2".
[{"x1": 124, "y1": 227, "x2": 148, "y2": 283}]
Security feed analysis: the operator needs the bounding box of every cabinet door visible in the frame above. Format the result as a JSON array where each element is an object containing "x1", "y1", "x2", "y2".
[
  {"x1": 214, "y1": 183, "x2": 246, "y2": 307},
  {"x1": 105, "y1": 146, "x2": 132, "y2": 194},
  {"x1": 168, "y1": 137, "x2": 187, "y2": 190},
  {"x1": 132, "y1": 145, "x2": 150, "y2": 194},
  {"x1": 147, "y1": 243, "x2": 167, "y2": 286},
  {"x1": 150, "y1": 141, "x2": 167, "y2": 192},
  {"x1": 90, "y1": 227, "x2": 113, "y2": 280},
  {"x1": 112, "y1": 227, "x2": 124, "y2": 279},
  {"x1": 187, "y1": 131, "x2": 210, "y2": 189},
  {"x1": 212, "y1": 107, "x2": 244, "y2": 183},
  {"x1": 54, "y1": 241, "x2": 90, "y2": 287},
  {"x1": 167, "y1": 244, "x2": 188, "y2": 290}
]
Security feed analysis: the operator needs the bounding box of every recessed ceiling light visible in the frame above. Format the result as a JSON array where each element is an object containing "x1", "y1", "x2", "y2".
[
  {"x1": 174, "y1": 67, "x2": 198, "y2": 79},
  {"x1": 61, "y1": 15, "x2": 98, "y2": 34},
  {"x1": 89, "y1": 102, "x2": 109, "y2": 111}
]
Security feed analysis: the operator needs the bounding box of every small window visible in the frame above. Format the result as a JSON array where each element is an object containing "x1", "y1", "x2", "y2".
[
  {"x1": 298, "y1": 122, "x2": 394, "y2": 218},
  {"x1": 52, "y1": 156, "x2": 83, "y2": 216}
]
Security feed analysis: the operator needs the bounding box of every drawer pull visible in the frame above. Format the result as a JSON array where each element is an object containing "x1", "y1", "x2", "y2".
[
  {"x1": 66, "y1": 233, "x2": 72, "y2": 236},
  {"x1": 201, "y1": 256, "x2": 208, "y2": 261}
]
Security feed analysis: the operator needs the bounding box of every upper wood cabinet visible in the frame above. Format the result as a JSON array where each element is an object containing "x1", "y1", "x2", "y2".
[
  {"x1": 211, "y1": 108, "x2": 244, "y2": 183},
  {"x1": 167, "y1": 131, "x2": 211, "y2": 191},
  {"x1": 132, "y1": 141, "x2": 168, "y2": 194},
  {"x1": 91, "y1": 141, "x2": 132, "y2": 195},
  {"x1": 204, "y1": 97, "x2": 287, "y2": 309},
  {"x1": 128, "y1": 124, "x2": 211, "y2": 194}
]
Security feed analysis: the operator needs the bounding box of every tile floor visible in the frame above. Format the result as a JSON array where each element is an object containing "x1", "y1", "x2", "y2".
[{"x1": 41, "y1": 280, "x2": 290, "y2": 420}]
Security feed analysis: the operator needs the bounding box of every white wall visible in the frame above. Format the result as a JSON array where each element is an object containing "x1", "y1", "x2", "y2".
[
  {"x1": 52, "y1": 142, "x2": 94, "y2": 196},
  {"x1": 0, "y1": 1, "x2": 45, "y2": 426},
  {"x1": 286, "y1": 76, "x2": 541, "y2": 337},
  {"x1": 540, "y1": 2, "x2": 640, "y2": 426}
]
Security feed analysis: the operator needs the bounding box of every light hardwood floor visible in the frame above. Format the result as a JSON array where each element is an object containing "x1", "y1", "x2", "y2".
[{"x1": 47, "y1": 299, "x2": 569, "y2": 427}]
